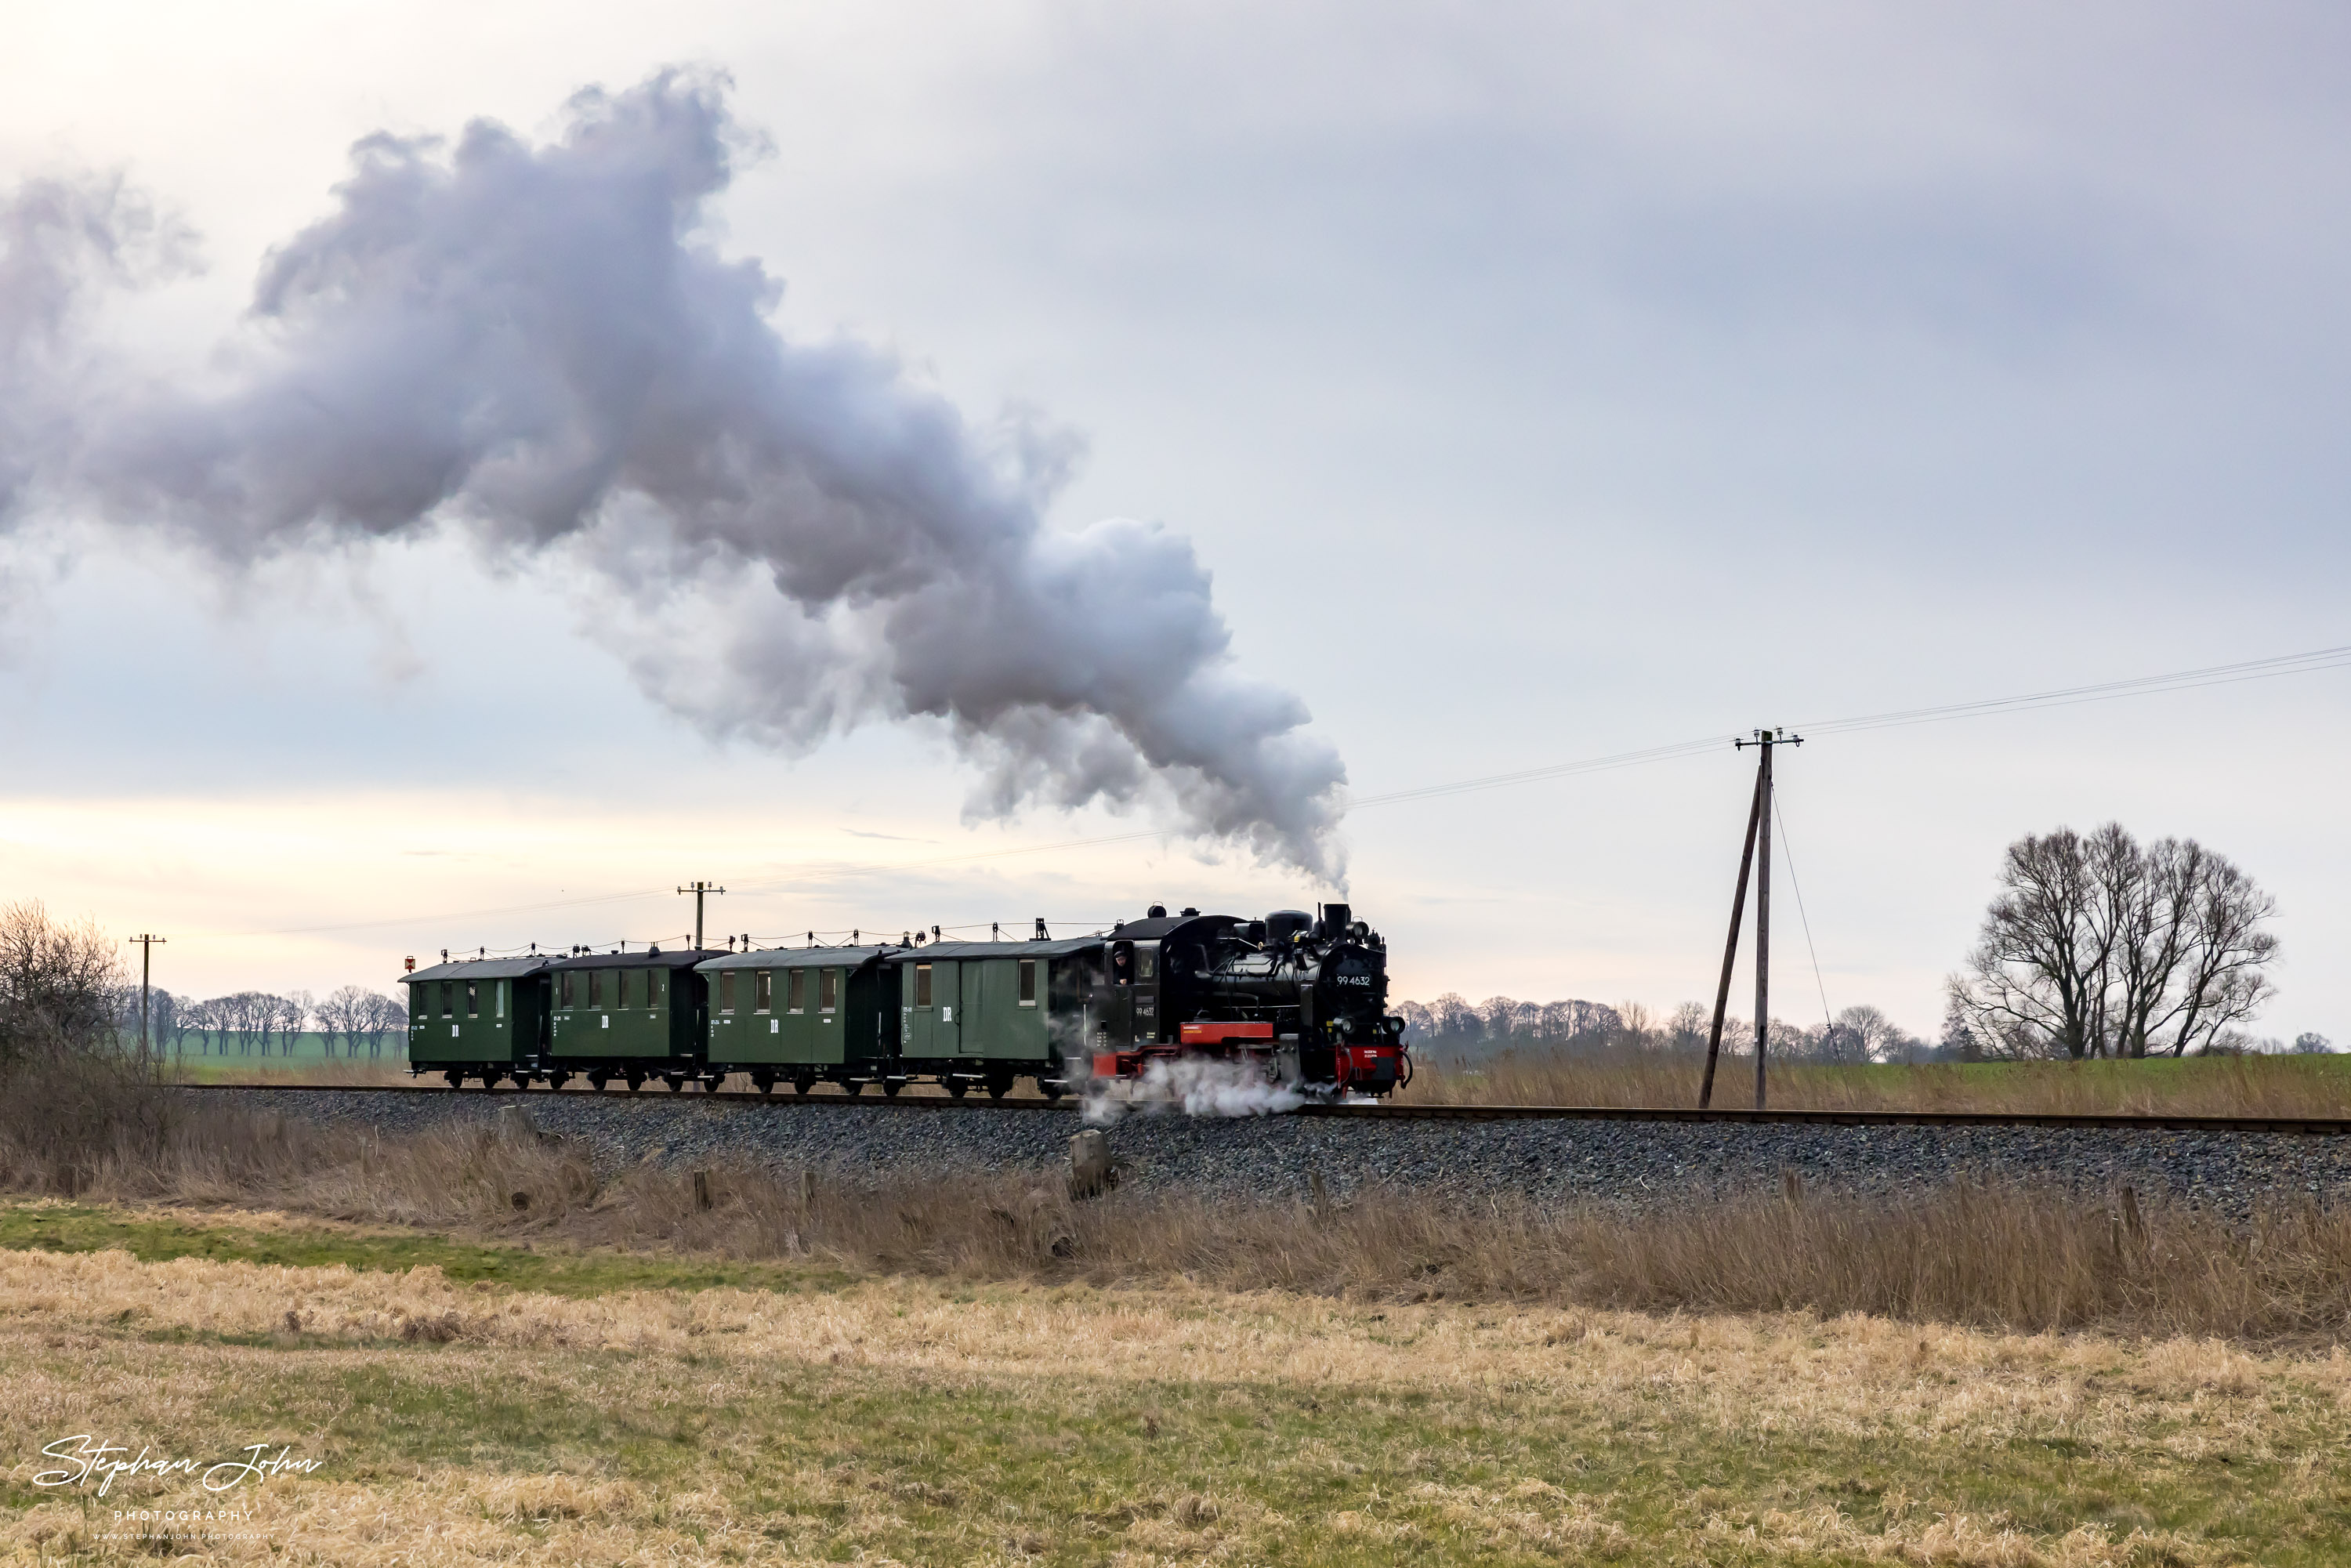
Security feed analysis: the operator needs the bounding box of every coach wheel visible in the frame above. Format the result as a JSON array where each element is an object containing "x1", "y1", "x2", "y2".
[
  {"x1": 792, "y1": 1072, "x2": 815, "y2": 1098},
  {"x1": 882, "y1": 1079, "x2": 904, "y2": 1098},
  {"x1": 946, "y1": 1079, "x2": 969, "y2": 1100},
  {"x1": 625, "y1": 1072, "x2": 644, "y2": 1092},
  {"x1": 588, "y1": 1073, "x2": 607, "y2": 1092},
  {"x1": 843, "y1": 1078, "x2": 865, "y2": 1097},
  {"x1": 753, "y1": 1072, "x2": 775, "y2": 1095},
  {"x1": 664, "y1": 1074, "x2": 686, "y2": 1092},
  {"x1": 986, "y1": 1073, "x2": 1012, "y2": 1100},
  {"x1": 444, "y1": 1069, "x2": 462, "y2": 1089}
]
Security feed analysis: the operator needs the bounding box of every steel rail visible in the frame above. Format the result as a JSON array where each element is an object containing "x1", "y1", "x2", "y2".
[{"x1": 170, "y1": 1082, "x2": 2351, "y2": 1135}]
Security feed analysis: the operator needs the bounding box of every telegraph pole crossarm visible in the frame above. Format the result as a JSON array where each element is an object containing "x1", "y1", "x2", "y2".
[{"x1": 676, "y1": 882, "x2": 726, "y2": 951}]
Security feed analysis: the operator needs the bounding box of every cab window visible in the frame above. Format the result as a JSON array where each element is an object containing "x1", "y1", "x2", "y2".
[
  {"x1": 1018, "y1": 959, "x2": 1037, "y2": 1005},
  {"x1": 1138, "y1": 947, "x2": 1156, "y2": 982},
  {"x1": 820, "y1": 969, "x2": 839, "y2": 1012}
]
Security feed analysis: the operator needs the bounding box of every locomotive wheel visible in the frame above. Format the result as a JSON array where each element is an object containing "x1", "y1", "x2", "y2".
[
  {"x1": 946, "y1": 1080, "x2": 969, "y2": 1100},
  {"x1": 1039, "y1": 1079, "x2": 1064, "y2": 1103}
]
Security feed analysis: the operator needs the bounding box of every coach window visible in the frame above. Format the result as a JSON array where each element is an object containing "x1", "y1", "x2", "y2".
[
  {"x1": 820, "y1": 969, "x2": 839, "y2": 1012},
  {"x1": 788, "y1": 969, "x2": 806, "y2": 1013},
  {"x1": 755, "y1": 970, "x2": 772, "y2": 1012},
  {"x1": 440, "y1": 983, "x2": 454, "y2": 1018},
  {"x1": 915, "y1": 963, "x2": 933, "y2": 1008},
  {"x1": 652, "y1": 969, "x2": 665, "y2": 1004},
  {"x1": 589, "y1": 970, "x2": 603, "y2": 1009},
  {"x1": 496, "y1": 980, "x2": 506, "y2": 1019},
  {"x1": 719, "y1": 970, "x2": 736, "y2": 1014},
  {"x1": 559, "y1": 972, "x2": 574, "y2": 1009},
  {"x1": 1018, "y1": 959, "x2": 1037, "y2": 1005}
]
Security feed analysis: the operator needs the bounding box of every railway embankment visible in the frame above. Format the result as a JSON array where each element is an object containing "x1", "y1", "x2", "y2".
[{"x1": 182, "y1": 1086, "x2": 2351, "y2": 1218}]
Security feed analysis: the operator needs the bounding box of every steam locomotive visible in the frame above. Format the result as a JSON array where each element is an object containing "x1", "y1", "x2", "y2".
[{"x1": 400, "y1": 901, "x2": 1410, "y2": 1100}]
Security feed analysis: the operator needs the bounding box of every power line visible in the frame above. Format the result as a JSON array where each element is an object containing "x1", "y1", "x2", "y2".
[
  {"x1": 1773, "y1": 795, "x2": 1834, "y2": 1039},
  {"x1": 230, "y1": 636, "x2": 2351, "y2": 939}
]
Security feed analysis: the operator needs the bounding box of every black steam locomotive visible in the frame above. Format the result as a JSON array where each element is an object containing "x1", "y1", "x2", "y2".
[{"x1": 404, "y1": 901, "x2": 1410, "y2": 1099}]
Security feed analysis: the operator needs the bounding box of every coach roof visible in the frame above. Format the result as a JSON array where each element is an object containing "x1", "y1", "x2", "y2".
[
  {"x1": 696, "y1": 945, "x2": 897, "y2": 972},
  {"x1": 400, "y1": 956, "x2": 549, "y2": 984}
]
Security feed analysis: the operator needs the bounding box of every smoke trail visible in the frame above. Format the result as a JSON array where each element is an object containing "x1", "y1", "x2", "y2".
[
  {"x1": 0, "y1": 71, "x2": 1346, "y2": 878},
  {"x1": 1083, "y1": 1056, "x2": 1310, "y2": 1124}
]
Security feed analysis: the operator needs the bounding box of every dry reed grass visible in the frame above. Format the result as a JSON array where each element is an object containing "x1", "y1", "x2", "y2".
[
  {"x1": 13, "y1": 1092, "x2": 2351, "y2": 1340},
  {"x1": 1400, "y1": 1045, "x2": 2351, "y2": 1117},
  {"x1": 0, "y1": 1236, "x2": 2337, "y2": 1564}
]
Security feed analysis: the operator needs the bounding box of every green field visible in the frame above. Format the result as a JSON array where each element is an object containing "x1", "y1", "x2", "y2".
[{"x1": 161, "y1": 1031, "x2": 407, "y2": 1076}]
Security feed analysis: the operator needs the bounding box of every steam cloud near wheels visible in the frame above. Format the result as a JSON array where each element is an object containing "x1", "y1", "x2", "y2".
[{"x1": 0, "y1": 70, "x2": 1347, "y2": 879}]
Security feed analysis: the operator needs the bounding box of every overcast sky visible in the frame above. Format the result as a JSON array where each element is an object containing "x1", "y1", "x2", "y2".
[{"x1": 3, "y1": 1, "x2": 2346, "y2": 1040}]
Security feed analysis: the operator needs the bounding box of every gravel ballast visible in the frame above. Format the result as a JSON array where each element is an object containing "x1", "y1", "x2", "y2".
[{"x1": 179, "y1": 1087, "x2": 2351, "y2": 1217}]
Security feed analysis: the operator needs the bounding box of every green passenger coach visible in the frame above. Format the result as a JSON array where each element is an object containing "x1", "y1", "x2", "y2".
[
  {"x1": 545, "y1": 947, "x2": 722, "y2": 1091},
  {"x1": 697, "y1": 946, "x2": 897, "y2": 1095},
  {"x1": 401, "y1": 955, "x2": 552, "y2": 1087}
]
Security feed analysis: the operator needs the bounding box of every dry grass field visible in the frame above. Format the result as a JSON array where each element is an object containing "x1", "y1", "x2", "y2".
[
  {"x1": 1399, "y1": 1050, "x2": 2351, "y2": 1119},
  {"x1": 3, "y1": 1200, "x2": 2349, "y2": 1565},
  {"x1": 5, "y1": 1094, "x2": 2350, "y2": 1562}
]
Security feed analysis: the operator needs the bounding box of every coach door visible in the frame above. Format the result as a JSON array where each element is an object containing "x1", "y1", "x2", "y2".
[
  {"x1": 929, "y1": 960, "x2": 960, "y2": 1056},
  {"x1": 958, "y1": 962, "x2": 989, "y2": 1056}
]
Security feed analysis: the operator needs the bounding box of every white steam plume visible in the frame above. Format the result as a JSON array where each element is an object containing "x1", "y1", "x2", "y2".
[
  {"x1": 1083, "y1": 1056, "x2": 1309, "y2": 1124},
  {"x1": 0, "y1": 71, "x2": 1346, "y2": 878}
]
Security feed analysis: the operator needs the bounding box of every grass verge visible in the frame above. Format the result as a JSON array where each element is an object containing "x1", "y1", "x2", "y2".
[{"x1": 3, "y1": 1202, "x2": 2348, "y2": 1564}]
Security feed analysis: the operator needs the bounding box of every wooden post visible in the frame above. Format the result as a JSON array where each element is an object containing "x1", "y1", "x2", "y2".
[
  {"x1": 692, "y1": 1169, "x2": 712, "y2": 1211},
  {"x1": 1754, "y1": 735, "x2": 1774, "y2": 1111},
  {"x1": 1698, "y1": 769, "x2": 1766, "y2": 1109}
]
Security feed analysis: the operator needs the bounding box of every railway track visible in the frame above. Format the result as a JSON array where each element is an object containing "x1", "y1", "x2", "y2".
[{"x1": 176, "y1": 1082, "x2": 2351, "y2": 1135}]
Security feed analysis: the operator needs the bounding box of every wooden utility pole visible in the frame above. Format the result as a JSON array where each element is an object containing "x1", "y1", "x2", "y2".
[
  {"x1": 1697, "y1": 730, "x2": 1801, "y2": 1110},
  {"x1": 1697, "y1": 775, "x2": 1762, "y2": 1110},
  {"x1": 676, "y1": 882, "x2": 726, "y2": 951},
  {"x1": 131, "y1": 933, "x2": 167, "y2": 1057}
]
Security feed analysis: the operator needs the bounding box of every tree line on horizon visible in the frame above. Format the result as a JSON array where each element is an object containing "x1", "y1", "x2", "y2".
[
  {"x1": 131, "y1": 987, "x2": 409, "y2": 1059},
  {"x1": 1403, "y1": 820, "x2": 2331, "y2": 1066}
]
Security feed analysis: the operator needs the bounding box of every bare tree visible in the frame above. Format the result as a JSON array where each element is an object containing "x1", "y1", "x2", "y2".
[
  {"x1": 1950, "y1": 823, "x2": 2277, "y2": 1059},
  {"x1": 0, "y1": 900, "x2": 126, "y2": 1074},
  {"x1": 278, "y1": 990, "x2": 314, "y2": 1059},
  {"x1": 360, "y1": 992, "x2": 408, "y2": 1058},
  {"x1": 2295, "y1": 1033, "x2": 2333, "y2": 1056},
  {"x1": 320, "y1": 986, "x2": 371, "y2": 1057}
]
